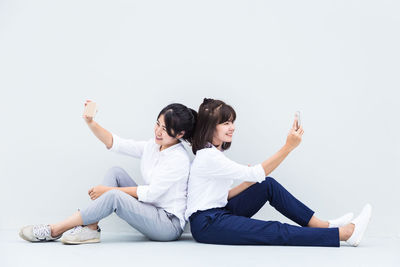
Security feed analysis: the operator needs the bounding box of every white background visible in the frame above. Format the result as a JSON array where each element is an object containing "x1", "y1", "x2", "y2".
[{"x1": 0, "y1": 0, "x2": 399, "y2": 238}]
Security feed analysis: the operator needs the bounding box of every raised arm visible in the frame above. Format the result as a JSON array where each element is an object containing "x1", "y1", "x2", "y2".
[
  {"x1": 83, "y1": 100, "x2": 113, "y2": 149},
  {"x1": 260, "y1": 119, "x2": 304, "y2": 176},
  {"x1": 227, "y1": 119, "x2": 304, "y2": 200}
]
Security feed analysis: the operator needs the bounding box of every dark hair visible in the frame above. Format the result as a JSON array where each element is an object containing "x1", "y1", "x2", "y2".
[
  {"x1": 157, "y1": 103, "x2": 198, "y2": 144},
  {"x1": 191, "y1": 98, "x2": 236, "y2": 154}
]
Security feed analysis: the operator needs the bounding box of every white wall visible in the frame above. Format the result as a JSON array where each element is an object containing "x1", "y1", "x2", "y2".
[{"x1": 1, "y1": 0, "x2": 399, "y2": 237}]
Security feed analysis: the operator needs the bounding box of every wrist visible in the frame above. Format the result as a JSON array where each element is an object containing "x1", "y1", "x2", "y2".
[
  {"x1": 282, "y1": 143, "x2": 294, "y2": 153},
  {"x1": 86, "y1": 120, "x2": 96, "y2": 127}
]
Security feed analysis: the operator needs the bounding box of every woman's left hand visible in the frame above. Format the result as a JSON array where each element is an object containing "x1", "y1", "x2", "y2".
[{"x1": 88, "y1": 185, "x2": 112, "y2": 200}]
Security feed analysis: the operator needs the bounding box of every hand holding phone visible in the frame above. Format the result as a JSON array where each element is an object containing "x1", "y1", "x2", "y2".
[
  {"x1": 286, "y1": 111, "x2": 304, "y2": 150},
  {"x1": 83, "y1": 100, "x2": 97, "y2": 123}
]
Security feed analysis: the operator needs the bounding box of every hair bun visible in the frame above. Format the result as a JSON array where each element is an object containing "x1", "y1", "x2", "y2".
[{"x1": 203, "y1": 98, "x2": 214, "y2": 104}]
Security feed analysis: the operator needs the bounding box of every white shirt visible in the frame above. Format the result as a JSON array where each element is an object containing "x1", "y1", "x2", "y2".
[
  {"x1": 110, "y1": 133, "x2": 190, "y2": 230},
  {"x1": 185, "y1": 145, "x2": 266, "y2": 220}
]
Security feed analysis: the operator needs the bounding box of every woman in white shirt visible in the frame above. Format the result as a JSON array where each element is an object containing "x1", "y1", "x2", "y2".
[
  {"x1": 20, "y1": 101, "x2": 197, "y2": 244},
  {"x1": 186, "y1": 98, "x2": 372, "y2": 247}
]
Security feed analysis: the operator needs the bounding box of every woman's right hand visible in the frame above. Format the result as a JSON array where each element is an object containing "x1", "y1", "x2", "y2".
[
  {"x1": 83, "y1": 100, "x2": 94, "y2": 124},
  {"x1": 285, "y1": 118, "x2": 304, "y2": 151}
]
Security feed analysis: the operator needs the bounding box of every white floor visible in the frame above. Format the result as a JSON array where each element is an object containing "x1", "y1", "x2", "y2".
[{"x1": 1, "y1": 230, "x2": 399, "y2": 267}]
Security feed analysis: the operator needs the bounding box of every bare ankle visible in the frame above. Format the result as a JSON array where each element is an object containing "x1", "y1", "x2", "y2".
[
  {"x1": 87, "y1": 223, "x2": 98, "y2": 230},
  {"x1": 339, "y1": 224, "x2": 355, "y2": 241},
  {"x1": 307, "y1": 216, "x2": 329, "y2": 228},
  {"x1": 50, "y1": 225, "x2": 61, "y2": 238}
]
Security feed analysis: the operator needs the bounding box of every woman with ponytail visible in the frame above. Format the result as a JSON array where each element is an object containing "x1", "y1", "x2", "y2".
[
  {"x1": 185, "y1": 98, "x2": 371, "y2": 247},
  {"x1": 20, "y1": 102, "x2": 197, "y2": 244}
]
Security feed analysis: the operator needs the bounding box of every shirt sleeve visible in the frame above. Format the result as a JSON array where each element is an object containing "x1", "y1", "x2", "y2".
[
  {"x1": 109, "y1": 133, "x2": 147, "y2": 158},
  {"x1": 199, "y1": 149, "x2": 266, "y2": 182},
  {"x1": 136, "y1": 156, "x2": 190, "y2": 203}
]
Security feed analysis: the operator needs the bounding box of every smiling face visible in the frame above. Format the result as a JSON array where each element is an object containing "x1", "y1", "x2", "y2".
[
  {"x1": 212, "y1": 120, "x2": 235, "y2": 148},
  {"x1": 191, "y1": 99, "x2": 237, "y2": 154},
  {"x1": 154, "y1": 114, "x2": 183, "y2": 150}
]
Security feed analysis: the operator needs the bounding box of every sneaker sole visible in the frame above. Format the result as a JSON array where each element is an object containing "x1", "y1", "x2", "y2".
[
  {"x1": 354, "y1": 206, "x2": 372, "y2": 246},
  {"x1": 61, "y1": 238, "x2": 101, "y2": 245}
]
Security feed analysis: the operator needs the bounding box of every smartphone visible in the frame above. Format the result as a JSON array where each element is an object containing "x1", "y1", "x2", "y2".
[
  {"x1": 83, "y1": 101, "x2": 97, "y2": 117},
  {"x1": 295, "y1": 111, "x2": 301, "y2": 130}
]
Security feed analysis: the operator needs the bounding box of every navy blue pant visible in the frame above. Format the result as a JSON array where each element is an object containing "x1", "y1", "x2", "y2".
[{"x1": 189, "y1": 177, "x2": 340, "y2": 247}]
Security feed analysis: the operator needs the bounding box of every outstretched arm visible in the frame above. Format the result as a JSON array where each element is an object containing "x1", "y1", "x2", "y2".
[
  {"x1": 227, "y1": 119, "x2": 304, "y2": 200},
  {"x1": 83, "y1": 100, "x2": 113, "y2": 149},
  {"x1": 88, "y1": 186, "x2": 138, "y2": 200},
  {"x1": 260, "y1": 119, "x2": 304, "y2": 176}
]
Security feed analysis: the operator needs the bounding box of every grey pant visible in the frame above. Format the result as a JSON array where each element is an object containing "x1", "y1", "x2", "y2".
[{"x1": 80, "y1": 166, "x2": 183, "y2": 241}]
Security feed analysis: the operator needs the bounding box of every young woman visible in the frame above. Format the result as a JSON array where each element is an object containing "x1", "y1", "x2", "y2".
[
  {"x1": 185, "y1": 98, "x2": 372, "y2": 247},
  {"x1": 19, "y1": 101, "x2": 197, "y2": 244}
]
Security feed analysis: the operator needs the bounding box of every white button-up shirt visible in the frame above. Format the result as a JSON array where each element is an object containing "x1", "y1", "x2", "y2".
[
  {"x1": 185, "y1": 145, "x2": 266, "y2": 220},
  {"x1": 110, "y1": 133, "x2": 190, "y2": 230}
]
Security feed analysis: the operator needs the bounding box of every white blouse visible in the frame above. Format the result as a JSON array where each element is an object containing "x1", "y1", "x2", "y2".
[
  {"x1": 185, "y1": 145, "x2": 266, "y2": 220},
  {"x1": 110, "y1": 133, "x2": 190, "y2": 230}
]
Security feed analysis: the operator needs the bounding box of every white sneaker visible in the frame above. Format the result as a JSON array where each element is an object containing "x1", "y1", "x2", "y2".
[
  {"x1": 61, "y1": 225, "x2": 101, "y2": 245},
  {"x1": 346, "y1": 204, "x2": 372, "y2": 247},
  {"x1": 328, "y1": 212, "x2": 354, "y2": 228},
  {"x1": 19, "y1": 224, "x2": 61, "y2": 242}
]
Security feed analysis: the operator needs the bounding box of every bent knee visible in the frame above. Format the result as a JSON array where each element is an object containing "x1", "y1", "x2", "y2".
[
  {"x1": 263, "y1": 176, "x2": 277, "y2": 184},
  {"x1": 107, "y1": 166, "x2": 125, "y2": 175},
  {"x1": 260, "y1": 177, "x2": 280, "y2": 191}
]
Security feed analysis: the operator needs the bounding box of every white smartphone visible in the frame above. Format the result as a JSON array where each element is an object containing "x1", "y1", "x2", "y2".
[{"x1": 295, "y1": 111, "x2": 301, "y2": 130}]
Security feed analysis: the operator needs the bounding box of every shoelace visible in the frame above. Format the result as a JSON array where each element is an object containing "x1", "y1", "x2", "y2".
[
  {"x1": 33, "y1": 225, "x2": 51, "y2": 240},
  {"x1": 68, "y1": 225, "x2": 84, "y2": 235}
]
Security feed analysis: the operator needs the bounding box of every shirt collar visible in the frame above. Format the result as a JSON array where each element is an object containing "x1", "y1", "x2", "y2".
[
  {"x1": 155, "y1": 141, "x2": 183, "y2": 155},
  {"x1": 205, "y1": 142, "x2": 224, "y2": 152}
]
